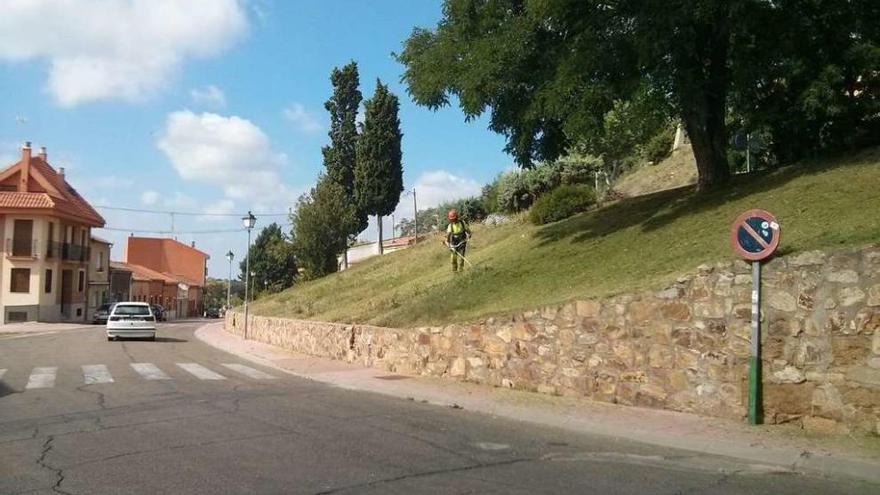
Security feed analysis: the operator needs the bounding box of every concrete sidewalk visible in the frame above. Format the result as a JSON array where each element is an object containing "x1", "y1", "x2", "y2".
[{"x1": 195, "y1": 322, "x2": 880, "y2": 484}]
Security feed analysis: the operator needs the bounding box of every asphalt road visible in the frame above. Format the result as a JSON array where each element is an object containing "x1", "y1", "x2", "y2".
[{"x1": 1, "y1": 322, "x2": 876, "y2": 494}]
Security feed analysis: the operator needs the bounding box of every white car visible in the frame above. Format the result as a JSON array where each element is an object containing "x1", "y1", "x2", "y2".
[{"x1": 106, "y1": 302, "x2": 157, "y2": 341}]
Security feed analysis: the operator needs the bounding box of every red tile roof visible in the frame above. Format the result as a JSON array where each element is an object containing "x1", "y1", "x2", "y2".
[
  {"x1": 0, "y1": 192, "x2": 55, "y2": 209},
  {"x1": 0, "y1": 154, "x2": 105, "y2": 226},
  {"x1": 112, "y1": 261, "x2": 178, "y2": 283}
]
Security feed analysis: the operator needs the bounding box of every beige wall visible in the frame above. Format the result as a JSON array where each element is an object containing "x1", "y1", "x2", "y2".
[{"x1": 0, "y1": 213, "x2": 91, "y2": 322}]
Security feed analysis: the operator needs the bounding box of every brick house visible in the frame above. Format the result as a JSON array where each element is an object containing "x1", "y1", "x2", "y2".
[
  {"x1": 123, "y1": 237, "x2": 209, "y2": 318},
  {"x1": 111, "y1": 261, "x2": 181, "y2": 318},
  {"x1": 0, "y1": 142, "x2": 105, "y2": 323}
]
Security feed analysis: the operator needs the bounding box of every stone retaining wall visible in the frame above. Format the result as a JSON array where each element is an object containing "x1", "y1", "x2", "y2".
[{"x1": 227, "y1": 246, "x2": 880, "y2": 434}]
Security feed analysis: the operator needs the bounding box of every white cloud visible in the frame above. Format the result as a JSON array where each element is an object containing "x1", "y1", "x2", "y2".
[
  {"x1": 282, "y1": 103, "x2": 323, "y2": 134},
  {"x1": 156, "y1": 110, "x2": 293, "y2": 207},
  {"x1": 190, "y1": 85, "x2": 226, "y2": 108},
  {"x1": 200, "y1": 198, "x2": 236, "y2": 222},
  {"x1": 409, "y1": 170, "x2": 482, "y2": 210},
  {"x1": 141, "y1": 190, "x2": 160, "y2": 205},
  {"x1": 0, "y1": 0, "x2": 248, "y2": 106}
]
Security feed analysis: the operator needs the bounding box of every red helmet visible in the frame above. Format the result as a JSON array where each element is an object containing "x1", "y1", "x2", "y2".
[{"x1": 447, "y1": 209, "x2": 458, "y2": 221}]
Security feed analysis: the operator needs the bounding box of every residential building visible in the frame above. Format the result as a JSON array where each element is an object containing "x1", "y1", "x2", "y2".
[
  {"x1": 108, "y1": 262, "x2": 132, "y2": 303},
  {"x1": 123, "y1": 237, "x2": 210, "y2": 318},
  {"x1": 0, "y1": 142, "x2": 105, "y2": 323},
  {"x1": 87, "y1": 236, "x2": 112, "y2": 320},
  {"x1": 113, "y1": 261, "x2": 181, "y2": 319}
]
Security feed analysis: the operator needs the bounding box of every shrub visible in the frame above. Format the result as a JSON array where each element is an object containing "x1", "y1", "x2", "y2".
[
  {"x1": 643, "y1": 128, "x2": 674, "y2": 164},
  {"x1": 528, "y1": 185, "x2": 596, "y2": 225}
]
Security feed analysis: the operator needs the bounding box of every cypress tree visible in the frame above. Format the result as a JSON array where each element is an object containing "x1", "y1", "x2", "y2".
[
  {"x1": 322, "y1": 62, "x2": 367, "y2": 266},
  {"x1": 354, "y1": 80, "x2": 403, "y2": 255}
]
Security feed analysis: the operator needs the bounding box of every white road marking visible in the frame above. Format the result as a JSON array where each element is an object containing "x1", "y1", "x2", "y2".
[
  {"x1": 25, "y1": 367, "x2": 57, "y2": 389},
  {"x1": 130, "y1": 363, "x2": 171, "y2": 380},
  {"x1": 177, "y1": 363, "x2": 226, "y2": 380},
  {"x1": 0, "y1": 369, "x2": 6, "y2": 380},
  {"x1": 221, "y1": 363, "x2": 277, "y2": 380},
  {"x1": 82, "y1": 364, "x2": 114, "y2": 384}
]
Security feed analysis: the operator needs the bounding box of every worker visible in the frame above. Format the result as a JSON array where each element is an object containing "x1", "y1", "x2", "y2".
[{"x1": 445, "y1": 209, "x2": 471, "y2": 272}]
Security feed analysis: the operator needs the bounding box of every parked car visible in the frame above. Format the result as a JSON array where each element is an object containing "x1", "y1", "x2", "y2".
[
  {"x1": 205, "y1": 307, "x2": 221, "y2": 318},
  {"x1": 106, "y1": 302, "x2": 156, "y2": 341},
  {"x1": 92, "y1": 303, "x2": 114, "y2": 325},
  {"x1": 151, "y1": 304, "x2": 166, "y2": 321}
]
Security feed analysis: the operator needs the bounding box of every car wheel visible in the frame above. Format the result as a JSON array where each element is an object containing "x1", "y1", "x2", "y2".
[{"x1": 107, "y1": 336, "x2": 113, "y2": 341}]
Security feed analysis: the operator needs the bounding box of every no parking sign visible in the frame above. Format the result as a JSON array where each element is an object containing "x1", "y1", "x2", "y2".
[
  {"x1": 730, "y1": 209, "x2": 780, "y2": 261},
  {"x1": 730, "y1": 208, "x2": 780, "y2": 426}
]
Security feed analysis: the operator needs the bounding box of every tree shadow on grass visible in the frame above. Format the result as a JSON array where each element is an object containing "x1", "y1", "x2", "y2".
[{"x1": 535, "y1": 148, "x2": 877, "y2": 247}]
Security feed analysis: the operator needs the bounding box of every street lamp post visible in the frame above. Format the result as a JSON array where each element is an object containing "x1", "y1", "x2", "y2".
[
  {"x1": 242, "y1": 211, "x2": 257, "y2": 339},
  {"x1": 225, "y1": 251, "x2": 234, "y2": 311}
]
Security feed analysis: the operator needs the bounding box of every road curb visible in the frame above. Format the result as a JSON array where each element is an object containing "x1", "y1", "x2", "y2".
[{"x1": 195, "y1": 322, "x2": 880, "y2": 485}]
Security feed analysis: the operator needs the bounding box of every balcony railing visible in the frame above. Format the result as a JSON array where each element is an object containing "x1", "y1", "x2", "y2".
[
  {"x1": 45, "y1": 241, "x2": 90, "y2": 262},
  {"x1": 5, "y1": 238, "x2": 38, "y2": 258}
]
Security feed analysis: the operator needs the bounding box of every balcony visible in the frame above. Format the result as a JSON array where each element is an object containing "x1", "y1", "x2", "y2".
[
  {"x1": 5, "y1": 238, "x2": 38, "y2": 259},
  {"x1": 45, "y1": 241, "x2": 90, "y2": 262}
]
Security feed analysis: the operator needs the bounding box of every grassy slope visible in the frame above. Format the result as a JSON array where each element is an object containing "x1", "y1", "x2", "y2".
[
  {"x1": 251, "y1": 148, "x2": 880, "y2": 328},
  {"x1": 614, "y1": 146, "x2": 698, "y2": 197}
]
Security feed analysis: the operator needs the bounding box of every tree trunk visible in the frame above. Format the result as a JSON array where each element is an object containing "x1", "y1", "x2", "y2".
[
  {"x1": 377, "y1": 215, "x2": 384, "y2": 255},
  {"x1": 678, "y1": 8, "x2": 732, "y2": 190},
  {"x1": 685, "y1": 109, "x2": 730, "y2": 190}
]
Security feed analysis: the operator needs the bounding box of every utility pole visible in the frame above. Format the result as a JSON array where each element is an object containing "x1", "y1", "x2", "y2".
[{"x1": 412, "y1": 188, "x2": 418, "y2": 242}]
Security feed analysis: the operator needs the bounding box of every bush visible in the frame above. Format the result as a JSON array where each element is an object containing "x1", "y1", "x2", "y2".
[
  {"x1": 528, "y1": 185, "x2": 596, "y2": 225},
  {"x1": 642, "y1": 128, "x2": 674, "y2": 164}
]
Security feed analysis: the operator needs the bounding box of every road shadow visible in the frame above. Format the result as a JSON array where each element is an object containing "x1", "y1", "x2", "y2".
[
  {"x1": 0, "y1": 380, "x2": 19, "y2": 398},
  {"x1": 154, "y1": 337, "x2": 188, "y2": 343}
]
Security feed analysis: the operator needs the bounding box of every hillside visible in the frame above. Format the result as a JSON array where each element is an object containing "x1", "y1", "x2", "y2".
[
  {"x1": 614, "y1": 145, "x2": 698, "y2": 197},
  {"x1": 250, "y1": 148, "x2": 880, "y2": 328}
]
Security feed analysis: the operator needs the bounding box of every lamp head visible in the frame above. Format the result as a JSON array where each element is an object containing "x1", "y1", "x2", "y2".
[{"x1": 242, "y1": 211, "x2": 257, "y2": 230}]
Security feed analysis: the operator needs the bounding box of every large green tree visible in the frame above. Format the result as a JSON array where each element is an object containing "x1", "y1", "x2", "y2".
[
  {"x1": 398, "y1": 0, "x2": 879, "y2": 190},
  {"x1": 354, "y1": 80, "x2": 404, "y2": 254},
  {"x1": 239, "y1": 223, "x2": 297, "y2": 295},
  {"x1": 291, "y1": 176, "x2": 359, "y2": 279},
  {"x1": 322, "y1": 62, "x2": 368, "y2": 235}
]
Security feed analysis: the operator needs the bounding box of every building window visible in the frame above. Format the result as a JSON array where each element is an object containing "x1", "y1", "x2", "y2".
[
  {"x1": 47, "y1": 222, "x2": 55, "y2": 258},
  {"x1": 11, "y1": 268, "x2": 30, "y2": 293},
  {"x1": 97, "y1": 251, "x2": 104, "y2": 272},
  {"x1": 45, "y1": 269, "x2": 52, "y2": 293},
  {"x1": 78, "y1": 271, "x2": 84, "y2": 292},
  {"x1": 12, "y1": 219, "x2": 34, "y2": 256}
]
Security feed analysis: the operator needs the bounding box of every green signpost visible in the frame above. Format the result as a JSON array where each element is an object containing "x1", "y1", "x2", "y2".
[{"x1": 730, "y1": 209, "x2": 781, "y2": 425}]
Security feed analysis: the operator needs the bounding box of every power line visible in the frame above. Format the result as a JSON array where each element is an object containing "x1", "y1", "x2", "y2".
[
  {"x1": 97, "y1": 222, "x2": 293, "y2": 235},
  {"x1": 93, "y1": 205, "x2": 290, "y2": 217}
]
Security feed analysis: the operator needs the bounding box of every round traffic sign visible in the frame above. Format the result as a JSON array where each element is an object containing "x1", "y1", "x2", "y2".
[{"x1": 731, "y1": 209, "x2": 780, "y2": 261}]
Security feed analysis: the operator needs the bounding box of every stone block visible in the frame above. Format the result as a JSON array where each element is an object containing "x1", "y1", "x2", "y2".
[
  {"x1": 845, "y1": 366, "x2": 880, "y2": 388},
  {"x1": 512, "y1": 322, "x2": 536, "y2": 341},
  {"x1": 831, "y1": 336, "x2": 870, "y2": 365},
  {"x1": 763, "y1": 383, "x2": 814, "y2": 419},
  {"x1": 483, "y1": 337, "x2": 508, "y2": 355},
  {"x1": 635, "y1": 383, "x2": 668, "y2": 408},
  {"x1": 811, "y1": 383, "x2": 845, "y2": 421},
  {"x1": 629, "y1": 300, "x2": 659, "y2": 323},
  {"x1": 803, "y1": 416, "x2": 847, "y2": 434},
  {"x1": 576, "y1": 300, "x2": 601, "y2": 318},
  {"x1": 868, "y1": 285, "x2": 880, "y2": 307},
  {"x1": 660, "y1": 302, "x2": 691, "y2": 321},
  {"x1": 874, "y1": 331, "x2": 880, "y2": 355},
  {"x1": 648, "y1": 345, "x2": 674, "y2": 369},
  {"x1": 856, "y1": 309, "x2": 880, "y2": 334},
  {"x1": 805, "y1": 371, "x2": 845, "y2": 383},
  {"x1": 767, "y1": 291, "x2": 797, "y2": 312},
  {"x1": 496, "y1": 327, "x2": 512, "y2": 343},
  {"x1": 449, "y1": 357, "x2": 467, "y2": 377},
  {"x1": 839, "y1": 287, "x2": 866, "y2": 307},
  {"x1": 827, "y1": 269, "x2": 859, "y2": 284},
  {"x1": 771, "y1": 366, "x2": 806, "y2": 384},
  {"x1": 789, "y1": 251, "x2": 826, "y2": 267}
]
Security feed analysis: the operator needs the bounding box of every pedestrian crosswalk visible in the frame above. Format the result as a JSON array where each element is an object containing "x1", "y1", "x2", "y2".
[{"x1": 0, "y1": 362, "x2": 278, "y2": 390}]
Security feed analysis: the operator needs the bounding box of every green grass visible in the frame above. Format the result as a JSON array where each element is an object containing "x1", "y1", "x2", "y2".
[{"x1": 251, "y1": 148, "x2": 880, "y2": 328}]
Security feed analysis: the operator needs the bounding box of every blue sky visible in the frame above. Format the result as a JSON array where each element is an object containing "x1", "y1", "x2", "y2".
[{"x1": 0, "y1": 0, "x2": 512, "y2": 277}]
